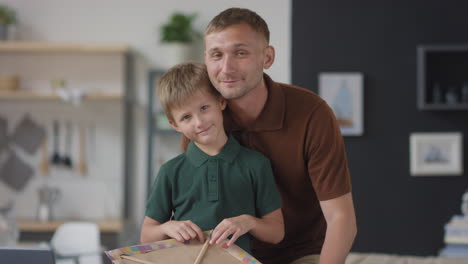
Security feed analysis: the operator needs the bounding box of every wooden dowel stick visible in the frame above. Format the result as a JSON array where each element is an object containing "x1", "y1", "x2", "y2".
[
  {"x1": 121, "y1": 255, "x2": 156, "y2": 264},
  {"x1": 193, "y1": 234, "x2": 211, "y2": 264}
]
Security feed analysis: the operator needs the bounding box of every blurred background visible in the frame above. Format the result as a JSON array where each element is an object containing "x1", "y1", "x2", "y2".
[{"x1": 1, "y1": 0, "x2": 468, "y2": 263}]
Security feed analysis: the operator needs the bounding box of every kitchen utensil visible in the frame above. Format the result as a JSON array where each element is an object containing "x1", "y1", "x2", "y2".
[
  {"x1": 62, "y1": 121, "x2": 73, "y2": 168},
  {"x1": 77, "y1": 125, "x2": 86, "y2": 175},
  {"x1": 39, "y1": 139, "x2": 49, "y2": 175},
  {"x1": 88, "y1": 123, "x2": 96, "y2": 165},
  {"x1": 51, "y1": 120, "x2": 61, "y2": 165},
  {"x1": 0, "y1": 115, "x2": 7, "y2": 150},
  {"x1": 36, "y1": 186, "x2": 61, "y2": 222},
  {"x1": 10, "y1": 115, "x2": 46, "y2": 155},
  {"x1": 0, "y1": 148, "x2": 34, "y2": 191}
]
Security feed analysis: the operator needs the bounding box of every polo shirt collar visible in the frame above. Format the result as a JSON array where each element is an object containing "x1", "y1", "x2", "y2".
[
  {"x1": 225, "y1": 73, "x2": 285, "y2": 132},
  {"x1": 186, "y1": 134, "x2": 241, "y2": 167}
]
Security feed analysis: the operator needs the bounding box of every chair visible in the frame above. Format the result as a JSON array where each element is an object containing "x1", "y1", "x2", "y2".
[{"x1": 50, "y1": 222, "x2": 102, "y2": 264}]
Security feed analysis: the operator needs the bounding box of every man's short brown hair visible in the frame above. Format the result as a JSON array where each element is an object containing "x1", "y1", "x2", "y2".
[
  {"x1": 205, "y1": 8, "x2": 270, "y2": 43},
  {"x1": 157, "y1": 62, "x2": 220, "y2": 122}
]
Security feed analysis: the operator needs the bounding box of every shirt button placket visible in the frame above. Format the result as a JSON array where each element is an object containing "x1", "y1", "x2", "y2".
[{"x1": 207, "y1": 159, "x2": 219, "y2": 201}]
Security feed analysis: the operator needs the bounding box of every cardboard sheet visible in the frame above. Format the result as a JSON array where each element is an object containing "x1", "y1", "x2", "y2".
[{"x1": 105, "y1": 236, "x2": 261, "y2": 264}]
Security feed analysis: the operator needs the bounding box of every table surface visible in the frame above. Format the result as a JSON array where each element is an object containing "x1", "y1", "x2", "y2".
[{"x1": 16, "y1": 219, "x2": 124, "y2": 233}]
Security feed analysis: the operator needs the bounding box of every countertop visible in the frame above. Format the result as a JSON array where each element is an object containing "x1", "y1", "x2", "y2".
[{"x1": 17, "y1": 219, "x2": 125, "y2": 233}]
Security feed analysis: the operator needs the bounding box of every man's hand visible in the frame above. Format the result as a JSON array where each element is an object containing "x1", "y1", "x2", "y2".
[
  {"x1": 210, "y1": 215, "x2": 255, "y2": 246},
  {"x1": 160, "y1": 220, "x2": 205, "y2": 243}
]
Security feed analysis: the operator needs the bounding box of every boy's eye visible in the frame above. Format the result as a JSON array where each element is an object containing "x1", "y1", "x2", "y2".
[
  {"x1": 181, "y1": 115, "x2": 190, "y2": 121},
  {"x1": 201, "y1": 105, "x2": 209, "y2": 111}
]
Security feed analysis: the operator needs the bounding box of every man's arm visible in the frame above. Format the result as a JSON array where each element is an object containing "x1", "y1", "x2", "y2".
[
  {"x1": 210, "y1": 208, "x2": 284, "y2": 246},
  {"x1": 319, "y1": 192, "x2": 357, "y2": 264},
  {"x1": 141, "y1": 216, "x2": 205, "y2": 244}
]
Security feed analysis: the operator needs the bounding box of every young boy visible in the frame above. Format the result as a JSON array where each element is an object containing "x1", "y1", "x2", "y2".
[{"x1": 140, "y1": 62, "x2": 284, "y2": 254}]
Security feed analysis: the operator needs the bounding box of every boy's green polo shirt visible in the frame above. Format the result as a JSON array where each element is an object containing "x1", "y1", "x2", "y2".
[{"x1": 146, "y1": 135, "x2": 282, "y2": 253}]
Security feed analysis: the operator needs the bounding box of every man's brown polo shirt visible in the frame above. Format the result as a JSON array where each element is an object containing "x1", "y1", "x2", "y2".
[{"x1": 223, "y1": 74, "x2": 352, "y2": 264}]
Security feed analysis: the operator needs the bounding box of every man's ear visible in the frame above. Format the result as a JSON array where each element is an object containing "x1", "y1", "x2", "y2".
[
  {"x1": 169, "y1": 120, "x2": 182, "y2": 133},
  {"x1": 263, "y1": 45, "x2": 275, "y2": 69}
]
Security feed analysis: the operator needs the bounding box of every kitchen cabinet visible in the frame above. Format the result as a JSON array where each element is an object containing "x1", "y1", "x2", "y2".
[
  {"x1": 0, "y1": 42, "x2": 134, "y2": 235},
  {"x1": 417, "y1": 44, "x2": 468, "y2": 110}
]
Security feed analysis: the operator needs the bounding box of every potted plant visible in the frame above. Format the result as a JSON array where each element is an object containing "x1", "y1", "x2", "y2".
[
  {"x1": 159, "y1": 12, "x2": 200, "y2": 68},
  {"x1": 0, "y1": 4, "x2": 17, "y2": 40}
]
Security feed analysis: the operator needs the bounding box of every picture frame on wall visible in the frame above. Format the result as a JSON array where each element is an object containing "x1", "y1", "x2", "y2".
[
  {"x1": 410, "y1": 132, "x2": 463, "y2": 176},
  {"x1": 318, "y1": 72, "x2": 364, "y2": 136}
]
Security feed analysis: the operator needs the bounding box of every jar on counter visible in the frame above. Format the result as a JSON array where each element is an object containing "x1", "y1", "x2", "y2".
[{"x1": 0, "y1": 202, "x2": 19, "y2": 246}]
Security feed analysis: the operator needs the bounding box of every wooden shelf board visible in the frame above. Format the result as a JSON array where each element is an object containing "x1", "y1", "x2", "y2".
[
  {"x1": 419, "y1": 103, "x2": 468, "y2": 110},
  {"x1": 0, "y1": 41, "x2": 129, "y2": 53},
  {"x1": 17, "y1": 219, "x2": 125, "y2": 233},
  {"x1": 0, "y1": 90, "x2": 122, "y2": 100}
]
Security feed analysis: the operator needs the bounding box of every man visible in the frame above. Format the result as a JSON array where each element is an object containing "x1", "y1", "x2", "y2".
[{"x1": 189, "y1": 7, "x2": 356, "y2": 264}]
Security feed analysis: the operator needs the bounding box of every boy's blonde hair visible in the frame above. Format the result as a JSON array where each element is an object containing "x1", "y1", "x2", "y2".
[
  {"x1": 157, "y1": 62, "x2": 220, "y2": 121},
  {"x1": 205, "y1": 8, "x2": 270, "y2": 43}
]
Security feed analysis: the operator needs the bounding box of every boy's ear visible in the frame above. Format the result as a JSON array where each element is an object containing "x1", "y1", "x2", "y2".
[
  {"x1": 219, "y1": 97, "x2": 227, "y2": 110},
  {"x1": 168, "y1": 120, "x2": 182, "y2": 133}
]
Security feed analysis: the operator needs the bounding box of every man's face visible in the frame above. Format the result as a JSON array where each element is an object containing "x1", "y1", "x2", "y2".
[
  {"x1": 204, "y1": 23, "x2": 274, "y2": 100},
  {"x1": 169, "y1": 89, "x2": 226, "y2": 148}
]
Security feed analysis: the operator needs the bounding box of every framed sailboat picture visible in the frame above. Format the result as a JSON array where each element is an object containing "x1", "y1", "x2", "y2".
[
  {"x1": 409, "y1": 132, "x2": 463, "y2": 176},
  {"x1": 319, "y1": 72, "x2": 364, "y2": 136}
]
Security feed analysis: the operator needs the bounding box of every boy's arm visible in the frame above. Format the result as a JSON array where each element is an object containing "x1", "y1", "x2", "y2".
[
  {"x1": 141, "y1": 216, "x2": 206, "y2": 244},
  {"x1": 210, "y1": 208, "x2": 284, "y2": 246}
]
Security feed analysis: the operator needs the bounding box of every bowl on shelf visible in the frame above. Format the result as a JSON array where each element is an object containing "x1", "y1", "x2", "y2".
[{"x1": 0, "y1": 75, "x2": 19, "y2": 91}]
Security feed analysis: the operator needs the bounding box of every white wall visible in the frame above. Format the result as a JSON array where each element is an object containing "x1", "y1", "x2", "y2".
[{"x1": 1, "y1": 0, "x2": 291, "y2": 225}]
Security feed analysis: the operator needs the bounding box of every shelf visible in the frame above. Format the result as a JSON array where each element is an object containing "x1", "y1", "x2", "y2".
[
  {"x1": 1, "y1": 41, "x2": 134, "y2": 223},
  {"x1": 0, "y1": 41, "x2": 129, "y2": 53},
  {"x1": 418, "y1": 103, "x2": 468, "y2": 111},
  {"x1": 17, "y1": 219, "x2": 125, "y2": 233},
  {"x1": 417, "y1": 44, "x2": 468, "y2": 110},
  {"x1": 0, "y1": 90, "x2": 122, "y2": 100}
]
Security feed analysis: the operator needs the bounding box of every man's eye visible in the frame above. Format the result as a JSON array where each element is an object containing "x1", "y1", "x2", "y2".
[
  {"x1": 237, "y1": 50, "x2": 248, "y2": 56},
  {"x1": 211, "y1": 53, "x2": 222, "y2": 58}
]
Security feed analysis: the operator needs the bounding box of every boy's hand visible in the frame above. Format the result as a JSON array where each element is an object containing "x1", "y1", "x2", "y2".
[
  {"x1": 161, "y1": 220, "x2": 205, "y2": 243},
  {"x1": 210, "y1": 215, "x2": 255, "y2": 247}
]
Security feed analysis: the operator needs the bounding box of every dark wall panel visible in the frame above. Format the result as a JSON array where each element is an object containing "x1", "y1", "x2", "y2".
[{"x1": 292, "y1": 0, "x2": 468, "y2": 256}]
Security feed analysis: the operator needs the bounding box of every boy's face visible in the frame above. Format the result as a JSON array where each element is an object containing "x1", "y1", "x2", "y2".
[
  {"x1": 204, "y1": 23, "x2": 274, "y2": 100},
  {"x1": 169, "y1": 88, "x2": 227, "y2": 147}
]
